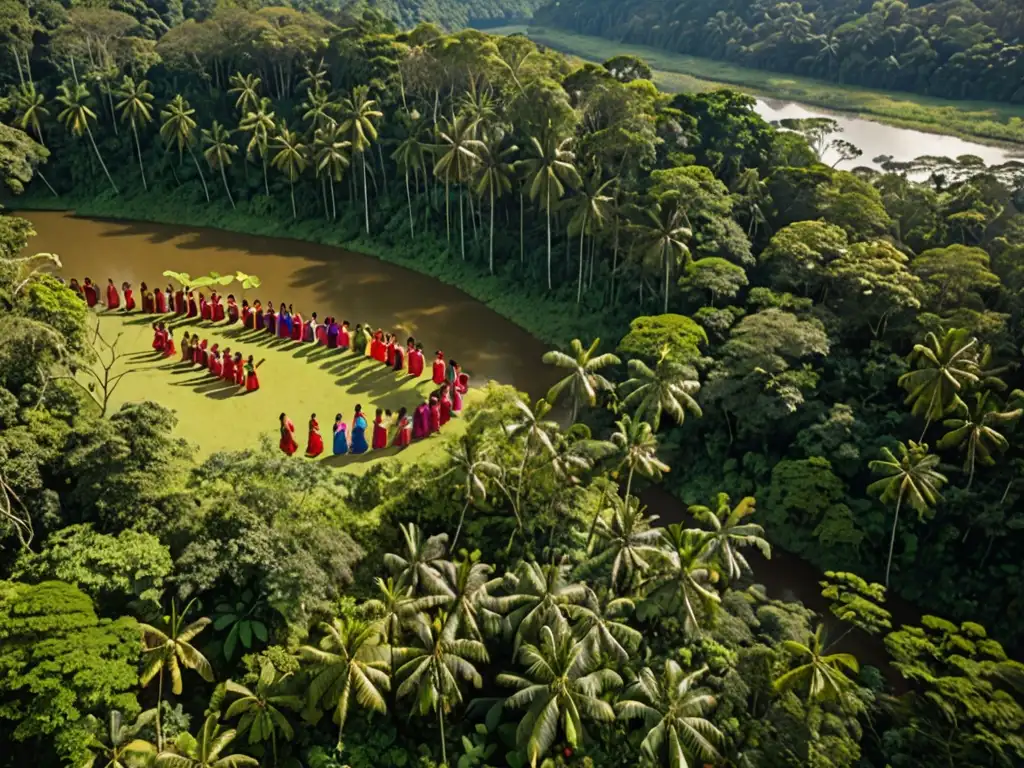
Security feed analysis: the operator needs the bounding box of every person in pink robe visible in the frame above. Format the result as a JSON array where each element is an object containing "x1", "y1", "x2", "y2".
[
  {"x1": 212, "y1": 293, "x2": 225, "y2": 322},
  {"x1": 439, "y1": 384, "x2": 452, "y2": 426},
  {"x1": 221, "y1": 348, "x2": 234, "y2": 382},
  {"x1": 187, "y1": 291, "x2": 198, "y2": 317},
  {"x1": 291, "y1": 309, "x2": 304, "y2": 341},
  {"x1": 392, "y1": 407, "x2": 412, "y2": 447},
  {"x1": 413, "y1": 402, "x2": 429, "y2": 439},
  {"x1": 432, "y1": 351, "x2": 446, "y2": 385},
  {"x1": 428, "y1": 396, "x2": 441, "y2": 434}
]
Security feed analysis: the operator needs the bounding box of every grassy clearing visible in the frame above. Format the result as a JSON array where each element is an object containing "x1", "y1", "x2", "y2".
[
  {"x1": 493, "y1": 25, "x2": 1024, "y2": 147},
  {"x1": 85, "y1": 310, "x2": 477, "y2": 471}
]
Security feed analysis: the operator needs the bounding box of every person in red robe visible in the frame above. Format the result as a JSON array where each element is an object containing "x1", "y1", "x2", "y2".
[
  {"x1": 227, "y1": 295, "x2": 239, "y2": 324},
  {"x1": 174, "y1": 288, "x2": 185, "y2": 314},
  {"x1": 208, "y1": 344, "x2": 220, "y2": 374},
  {"x1": 432, "y1": 351, "x2": 446, "y2": 385},
  {"x1": 393, "y1": 340, "x2": 405, "y2": 372},
  {"x1": 279, "y1": 413, "x2": 298, "y2": 455},
  {"x1": 152, "y1": 322, "x2": 166, "y2": 351},
  {"x1": 233, "y1": 352, "x2": 244, "y2": 385},
  {"x1": 190, "y1": 337, "x2": 201, "y2": 364},
  {"x1": 69, "y1": 278, "x2": 85, "y2": 301},
  {"x1": 198, "y1": 293, "x2": 210, "y2": 321},
  {"x1": 315, "y1": 315, "x2": 328, "y2": 345},
  {"x1": 408, "y1": 342, "x2": 423, "y2": 377},
  {"x1": 211, "y1": 351, "x2": 224, "y2": 378},
  {"x1": 245, "y1": 356, "x2": 262, "y2": 391},
  {"x1": 372, "y1": 408, "x2": 388, "y2": 450},
  {"x1": 265, "y1": 302, "x2": 277, "y2": 335},
  {"x1": 122, "y1": 282, "x2": 135, "y2": 311},
  {"x1": 212, "y1": 293, "x2": 225, "y2": 322},
  {"x1": 83, "y1": 278, "x2": 99, "y2": 307},
  {"x1": 392, "y1": 407, "x2": 412, "y2": 447},
  {"x1": 306, "y1": 414, "x2": 325, "y2": 457},
  {"x1": 106, "y1": 279, "x2": 120, "y2": 309},
  {"x1": 413, "y1": 402, "x2": 429, "y2": 439},
  {"x1": 153, "y1": 285, "x2": 166, "y2": 313},
  {"x1": 220, "y1": 347, "x2": 234, "y2": 382},
  {"x1": 454, "y1": 372, "x2": 469, "y2": 412},
  {"x1": 180, "y1": 332, "x2": 191, "y2": 361},
  {"x1": 374, "y1": 331, "x2": 388, "y2": 363},
  {"x1": 198, "y1": 339, "x2": 209, "y2": 367},
  {"x1": 336, "y1": 321, "x2": 349, "y2": 350},
  {"x1": 385, "y1": 335, "x2": 396, "y2": 368},
  {"x1": 428, "y1": 397, "x2": 441, "y2": 434},
  {"x1": 186, "y1": 291, "x2": 198, "y2": 317},
  {"x1": 164, "y1": 329, "x2": 177, "y2": 357},
  {"x1": 241, "y1": 300, "x2": 252, "y2": 328},
  {"x1": 439, "y1": 384, "x2": 452, "y2": 426},
  {"x1": 291, "y1": 310, "x2": 304, "y2": 341}
]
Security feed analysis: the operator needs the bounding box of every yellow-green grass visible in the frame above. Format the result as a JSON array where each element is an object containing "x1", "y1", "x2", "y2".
[
  {"x1": 86, "y1": 310, "x2": 478, "y2": 473},
  {"x1": 490, "y1": 24, "x2": 1024, "y2": 147}
]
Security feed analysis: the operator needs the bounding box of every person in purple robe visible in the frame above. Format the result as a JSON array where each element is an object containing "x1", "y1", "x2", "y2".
[{"x1": 412, "y1": 402, "x2": 430, "y2": 439}]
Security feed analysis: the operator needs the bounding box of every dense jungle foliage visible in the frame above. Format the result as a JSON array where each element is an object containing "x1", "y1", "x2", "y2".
[
  {"x1": 2, "y1": 3, "x2": 1024, "y2": 767},
  {"x1": 534, "y1": 0, "x2": 1024, "y2": 104}
]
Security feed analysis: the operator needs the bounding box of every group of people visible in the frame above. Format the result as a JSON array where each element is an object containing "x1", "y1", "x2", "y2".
[{"x1": 73, "y1": 276, "x2": 471, "y2": 458}]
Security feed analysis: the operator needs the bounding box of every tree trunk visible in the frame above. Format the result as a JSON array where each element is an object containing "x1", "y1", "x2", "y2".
[
  {"x1": 132, "y1": 121, "x2": 147, "y2": 191},
  {"x1": 187, "y1": 145, "x2": 210, "y2": 202},
  {"x1": 156, "y1": 666, "x2": 164, "y2": 751},
  {"x1": 86, "y1": 124, "x2": 119, "y2": 193},
  {"x1": 262, "y1": 153, "x2": 269, "y2": 196},
  {"x1": 362, "y1": 153, "x2": 370, "y2": 234},
  {"x1": 320, "y1": 175, "x2": 329, "y2": 220},
  {"x1": 577, "y1": 211, "x2": 587, "y2": 305},
  {"x1": 437, "y1": 688, "x2": 447, "y2": 768},
  {"x1": 884, "y1": 496, "x2": 902, "y2": 588},
  {"x1": 452, "y1": 499, "x2": 471, "y2": 550},
  {"x1": 289, "y1": 179, "x2": 296, "y2": 219},
  {"x1": 405, "y1": 170, "x2": 414, "y2": 237},
  {"x1": 444, "y1": 179, "x2": 451, "y2": 244},
  {"x1": 662, "y1": 242, "x2": 670, "y2": 314},
  {"x1": 330, "y1": 176, "x2": 337, "y2": 220},
  {"x1": 459, "y1": 188, "x2": 466, "y2": 260},
  {"x1": 519, "y1": 191, "x2": 525, "y2": 265},
  {"x1": 220, "y1": 163, "x2": 235, "y2": 209},
  {"x1": 546, "y1": 184, "x2": 552, "y2": 290},
  {"x1": 489, "y1": 187, "x2": 495, "y2": 274}
]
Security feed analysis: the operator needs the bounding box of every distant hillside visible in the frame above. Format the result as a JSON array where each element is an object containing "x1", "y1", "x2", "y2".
[{"x1": 339, "y1": 0, "x2": 545, "y2": 29}]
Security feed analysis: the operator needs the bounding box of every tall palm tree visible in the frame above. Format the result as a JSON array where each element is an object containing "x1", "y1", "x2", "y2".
[
  {"x1": 898, "y1": 328, "x2": 980, "y2": 439},
  {"x1": 114, "y1": 76, "x2": 155, "y2": 191},
  {"x1": 298, "y1": 617, "x2": 390, "y2": 749},
  {"x1": 271, "y1": 125, "x2": 308, "y2": 220},
  {"x1": 298, "y1": 60, "x2": 329, "y2": 97},
  {"x1": 159, "y1": 94, "x2": 209, "y2": 202},
  {"x1": 154, "y1": 714, "x2": 257, "y2": 768},
  {"x1": 586, "y1": 496, "x2": 662, "y2": 592},
  {"x1": 384, "y1": 522, "x2": 449, "y2": 594},
  {"x1": 55, "y1": 80, "x2": 118, "y2": 193},
  {"x1": 301, "y1": 88, "x2": 335, "y2": 133},
  {"x1": 616, "y1": 661, "x2": 723, "y2": 768},
  {"x1": 567, "y1": 588, "x2": 642, "y2": 664},
  {"x1": 635, "y1": 199, "x2": 692, "y2": 313},
  {"x1": 14, "y1": 82, "x2": 59, "y2": 197},
  {"x1": 395, "y1": 612, "x2": 489, "y2": 768},
  {"x1": 434, "y1": 114, "x2": 484, "y2": 260},
  {"x1": 773, "y1": 624, "x2": 859, "y2": 705},
  {"x1": 504, "y1": 560, "x2": 589, "y2": 651},
  {"x1": 338, "y1": 85, "x2": 383, "y2": 234},
  {"x1": 228, "y1": 72, "x2": 261, "y2": 115},
  {"x1": 139, "y1": 599, "x2": 214, "y2": 750},
  {"x1": 313, "y1": 124, "x2": 350, "y2": 221},
  {"x1": 610, "y1": 413, "x2": 670, "y2": 507},
  {"x1": 641, "y1": 525, "x2": 721, "y2": 636},
  {"x1": 569, "y1": 170, "x2": 615, "y2": 304},
  {"x1": 687, "y1": 493, "x2": 771, "y2": 582},
  {"x1": 392, "y1": 118, "x2": 431, "y2": 238},
  {"x1": 80, "y1": 710, "x2": 157, "y2": 768},
  {"x1": 868, "y1": 441, "x2": 948, "y2": 587},
  {"x1": 429, "y1": 551, "x2": 508, "y2": 641},
  {"x1": 937, "y1": 391, "x2": 1022, "y2": 488},
  {"x1": 201, "y1": 120, "x2": 238, "y2": 209},
  {"x1": 505, "y1": 397, "x2": 560, "y2": 514},
  {"x1": 362, "y1": 576, "x2": 447, "y2": 689},
  {"x1": 498, "y1": 622, "x2": 621, "y2": 767},
  {"x1": 518, "y1": 129, "x2": 582, "y2": 289},
  {"x1": 239, "y1": 97, "x2": 276, "y2": 196},
  {"x1": 620, "y1": 345, "x2": 702, "y2": 431},
  {"x1": 443, "y1": 433, "x2": 503, "y2": 549},
  {"x1": 473, "y1": 130, "x2": 517, "y2": 274},
  {"x1": 542, "y1": 337, "x2": 621, "y2": 423},
  {"x1": 224, "y1": 661, "x2": 303, "y2": 765}
]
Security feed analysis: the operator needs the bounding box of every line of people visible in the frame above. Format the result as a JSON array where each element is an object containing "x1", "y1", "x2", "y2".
[{"x1": 154, "y1": 324, "x2": 263, "y2": 392}]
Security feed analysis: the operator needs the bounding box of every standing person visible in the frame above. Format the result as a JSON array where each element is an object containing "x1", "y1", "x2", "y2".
[
  {"x1": 190, "y1": 336, "x2": 202, "y2": 364},
  {"x1": 405, "y1": 338, "x2": 416, "y2": 374},
  {"x1": 69, "y1": 278, "x2": 85, "y2": 301},
  {"x1": 141, "y1": 282, "x2": 154, "y2": 313},
  {"x1": 210, "y1": 350, "x2": 223, "y2": 378},
  {"x1": 408, "y1": 341, "x2": 424, "y2": 377},
  {"x1": 254, "y1": 300, "x2": 265, "y2": 330},
  {"x1": 452, "y1": 371, "x2": 466, "y2": 413},
  {"x1": 432, "y1": 351, "x2": 446, "y2": 385},
  {"x1": 83, "y1": 278, "x2": 99, "y2": 307},
  {"x1": 350, "y1": 405, "x2": 368, "y2": 454},
  {"x1": 165, "y1": 286, "x2": 175, "y2": 313},
  {"x1": 278, "y1": 302, "x2": 291, "y2": 339},
  {"x1": 264, "y1": 301, "x2": 276, "y2": 335},
  {"x1": 392, "y1": 407, "x2": 412, "y2": 447},
  {"x1": 428, "y1": 396, "x2": 441, "y2": 434},
  {"x1": 174, "y1": 285, "x2": 185, "y2": 314},
  {"x1": 291, "y1": 306, "x2": 303, "y2": 341},
  {"x1": 306, "y1": 414, "x2": 324, "y2": 457},
  {"x1": 333, "y1": 414, "x2": 348, "y2": 455},
  {"x1": 305, "y1": 312, "x2": 317, "y2": 342},
  {"x1": 152, "y1": 322, "x2": 166, "y2": 352},
  {"x1": 372, "y1": 408, "x2": 387, "y2": 450},
  {"x1": 326, "y1": 317, "x2": 339, "y2": 349},
  {"x1": 123, "y1": 282, "x2": 136, "y2": 311},
  {"x1": 164, "y1": 329, "x2": 176, "y2": 357},
  {"x1": 385, "y1": 334, "x2": 396, "y2": 368},
  {"x1": 213, "y1": 293, "x2": 225, "y2": 322},
  {"x1": 241, "y1": 300, "x2": 252, "y2": 328},
  {"x1": 180, "y1": 332, "x2": 192, "y2": 362},
  {"x1": 221, "y1": 347, "x2": 234, "y2": 382},
  {"x1": 413, "y1": 401, "x2": 429, "y2": 439},
  {"x1": 187, "y1": 290, "x2": 198, "y2": 317},
  {"x1": 339, "y1": 321, "x2": 351, "y2": 351},
  {"x1": 439, "y1": 384, "x2": 452, "y2": 427},
  {"x1": 279, "y1": 413, "x2": 298, "y2": 456},
  {"x1": 351, "y1": 323, "x2": 365, "y2": 355},
  {"x1": 446, "y1": 358, "x2": 457, "y2": 386},
  {"x1": 245, "y1": 355, "x2": 261, "y2": 391},
  {"x1": 392, "y1": 337, "x2": 405, "y2": 372},
  {"x1": 233, "y1": 352, "x2": 244, "y2": 386},
  {"x1": 316, "y1": 315, "x2": 329, "y2": 345},
  {"x1": 106, "y1": 278, "x2": 120, "y2": 309},
  {"x1": 227, "y1": 295, "x2": 239, "y2": 324},
  {"x1": 154, "y1": 284, "x2": 167, "y2": 313},
  {"x1": 373, "y1": 330, "x2": 387, "y2": 363},
  {"x1": 199, "y1": 293, "x2": 210, "y2": 321}
]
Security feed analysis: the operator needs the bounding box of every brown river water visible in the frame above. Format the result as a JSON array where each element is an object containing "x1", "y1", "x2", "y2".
[{"x1": 20, "y1": 209, "x2": 908, "y2": 675}]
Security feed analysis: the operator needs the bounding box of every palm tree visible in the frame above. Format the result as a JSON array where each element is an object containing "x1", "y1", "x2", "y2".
[
  {"x1": 635, "y1": 199, "x2": 692, "y2": 313},
  {"x1": 114, "y1": 76, "x2": 155, "y2": 190},
  {"x1": 569, "y1": 170, "x2": 615, "y2": 303},
  {"x1": 154, "y1": 714, "x2": 257, "y2": 768},
  {"x1": 504, "y1": 560, "x2": 589, "y2": 650},
  {"x1": 610, "y1": 414, "x2": 670, "y2": 506},
  {"x1": 55, "y1": 80, "x2": 118, "y2": 193},
  {"x1": 586, "y1": 496, "x2": 662, "y2": 591},
  {"x1": 313, "y1": 124, "x2": 351, "y2": 221},
  {"x1": 159, "y1": 94, "x2": 209, "y2": 202},
  {"x1": 430, "y1": 551, "x2": 508, "y2": 641},
  {"x1": 271, "y1": 125, "x2": 308, "y2": 220},
  {"x1": 567, "y1": 588, "x2": 642, "y2": 664},
  {"x1": 80, "y1": 710, "x2": 157, "y2": 768},
  {"x1": 542, "y1": 337, "x2": 621, "y2": 423},
  {"x1": 395, "y1": 612, "x2": 488, "y2": 768},
  {"x1": 139, "y1": 599, "x2": 214, "y2": 750},
  {"x1": 687, "y1": 493, "x2": 771, "y2": 582},
  {"x1": 868, "y1": 441, "x2": 947, "y2": 587},
  {"x1": 392, "y1": 118, "x2": 431, "y2": 237},
  {"x1": 434, "y1": 114, "x2": 484, "y2": 260},
  {"x1": 898, "y1": 328, "x2": 980, "y2": 439},
  {"x1": 224, "y1": 661, "x2": 303, "y2": 765},
  {"x1": 518, "y1": 130, "x2": 582, "y2": 289},
  {"x1": 301, "y1": 88, "x2": 335, "y2": 133},
  {"x1": 616, "y1": 661, "x2": 723, "y2": 768},
  {"x1": 773, "y1": 624, "x2": 859, "y2": 705},
  {"x1": 240, "y1": 97, "x2": 276, "y2": 196},
  {"x1": 498, "y1": 622, "x2": 621, "y2": 767},
  {"x1": 505, "y1": 397, "x2": 560, "y2": 515},
  {"x1": 228, "y1": 72, "x2": 261, "y2": 115},
  {"x1": 444, "y1": 433, "x2": 503, "y2": 549},
  {"x1": 201, "y1": 120, "x2": 238, "y2": 209},
  {"x1": 384, "y1": 522, "x2": 449, "y2": 594},
  {"x1": 298, "y1": 60, "x2": 329, "y2": 96},
  {"x1": 13, "y1": 82, "x2": 49, "y2": 146},
  {"x1": 473, "y1": 130, "x2": 517, "y2": 273},
  {"x1": 338, "y1": 85, "x2": 383, "y2": 234},
  {"x1": 362, "y1": 576, "x2": 448, "y2": 688},
  {"x1": 298, "y1": 617, "x2": 390, "y2": 748},
  {"x1": 937, "y1": 391, "x2": 1021, "y2": 488},
  {"x1": 620, "y1": 345, "x2": 702, "y2": 431},
  {"x1": 641, "y1": 525, "x2": 721, "y2": 636}
]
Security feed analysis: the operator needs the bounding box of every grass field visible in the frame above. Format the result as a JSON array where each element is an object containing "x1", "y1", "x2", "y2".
[
  {"x1": 491, "y1": 25, "x2": 1024, "y2": 147},
  {"x1": 87, "y1": 310, "x2": 477, "y2": 472}
]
